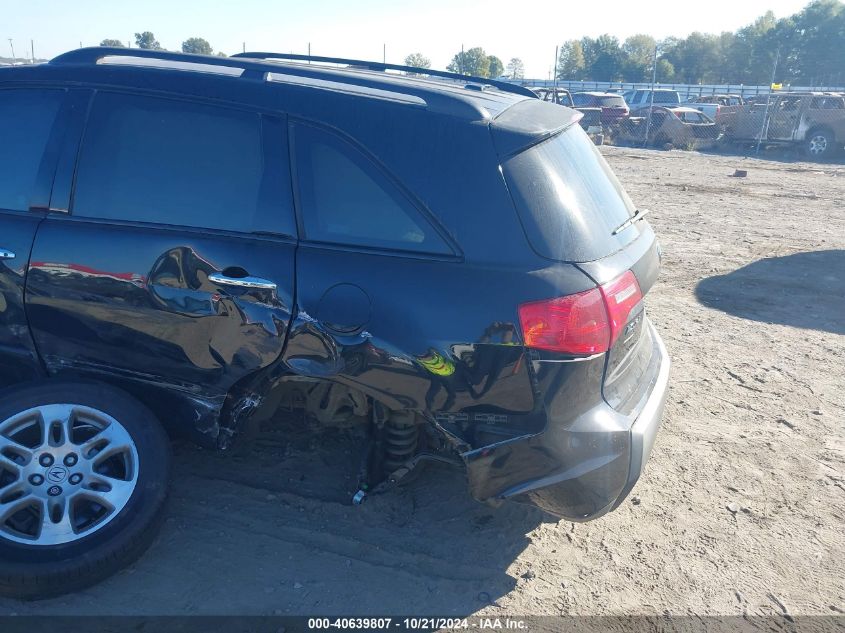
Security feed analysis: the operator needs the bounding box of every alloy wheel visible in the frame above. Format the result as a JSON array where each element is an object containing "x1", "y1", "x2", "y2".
[
  {"x1": 0, "y1": 404, "x2": 139, "y2": 545},
  {"x1": 808, "y1": 134, "x2": 828, "y2": 156}
]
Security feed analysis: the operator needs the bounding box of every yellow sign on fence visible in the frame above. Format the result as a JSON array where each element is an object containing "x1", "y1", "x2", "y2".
[{"x1": 771, "y1": 83, "x2": 783, "y2": 90}]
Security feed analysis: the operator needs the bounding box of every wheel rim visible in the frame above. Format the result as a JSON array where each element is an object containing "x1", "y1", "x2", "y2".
[
  {"x1": 809, "y1": 135, "x2": 828, "y2": 155},
  {"x1": 0, "y1": 404, "x2": 139, "y2": 545}
]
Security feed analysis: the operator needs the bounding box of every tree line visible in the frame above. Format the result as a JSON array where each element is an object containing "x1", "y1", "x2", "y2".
[
  {"x1": 100, "y1": 33, "x2": 222, "y2": 56},
  {"x1": 99, "y1": 0, "x2": 842, "y2": 86},
  {"x1": 557, "y1": 0, "x2": 845, "y2": 86}
]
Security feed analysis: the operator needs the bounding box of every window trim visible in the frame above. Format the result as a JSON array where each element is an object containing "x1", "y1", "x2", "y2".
[
  {"x1": 288, "y1": 118, "x2": 461, "y2": 258},
  {"x1": 66, "y1": 88, "x2": 297, "y2": 238}
]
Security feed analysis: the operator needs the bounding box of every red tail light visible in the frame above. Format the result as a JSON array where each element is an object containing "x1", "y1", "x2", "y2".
[
  {"x1": 519, "y1": 271, "x2": 643, "y2": 355},
  {"x1": 599, "y1": 270, "x2": 643, "y2": 348}
]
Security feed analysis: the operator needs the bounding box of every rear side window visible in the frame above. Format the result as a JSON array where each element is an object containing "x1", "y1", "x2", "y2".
[
  {"x1": 292, "y1": 123, "x2": 450, "y2": 254},
  {"x1": 0, "y1": 89, "x2": 63, "y2": 212},
  {"x1": 502, "y1": 124, "x2": 639, "y2": 263},
  {"x1": 74, "y1": 92, "x2": 264, "y2": 232}
]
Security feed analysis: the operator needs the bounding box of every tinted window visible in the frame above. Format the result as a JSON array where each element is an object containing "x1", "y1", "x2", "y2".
[
  {"x1": 572, "y1": 93, "x2": 594, "y2": 106},
  {"x1": 0, "y1": 89, "x2": 63, "y2": 212},
  {"x1": 293, "y1": 123, "x2": 450, "y2": 254},
  {"x1": 597, "y1": 96, "x2": 627, "y2": 108},
  {"x1": 74, "y1": 92, "x2": 264, "y2": 232},
  {"x1": 653, "y1": 91, "x2": 681, "y2": 105},
  {"x1": 502, "y1": 124, "x2": 639, "y2": 263}
]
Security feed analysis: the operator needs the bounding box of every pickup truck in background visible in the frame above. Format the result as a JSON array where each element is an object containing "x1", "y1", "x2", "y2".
[
  {"x1": 724, "y1": 92, "x2": 845, "y2": 158},
  {"x1": 686, "y1": 94, "x2": 745, "y2": 124}
]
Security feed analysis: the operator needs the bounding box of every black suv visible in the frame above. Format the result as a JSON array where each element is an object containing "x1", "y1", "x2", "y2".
[{"x1": 0, "y1": 48, "x2": 670, "y2": 598}]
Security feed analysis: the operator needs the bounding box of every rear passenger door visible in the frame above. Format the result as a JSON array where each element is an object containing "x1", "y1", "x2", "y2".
[
  {"x1": 26, "y1": 91, "x2": 297, "y2": 404},
  {"x1": 0, "y1": 87, "x2": 66, "y2": 387}
]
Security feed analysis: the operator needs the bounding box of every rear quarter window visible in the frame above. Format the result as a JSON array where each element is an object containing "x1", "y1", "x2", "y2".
[{"x1": 292, "y1": 122, "x2": 451, "y2": 255}]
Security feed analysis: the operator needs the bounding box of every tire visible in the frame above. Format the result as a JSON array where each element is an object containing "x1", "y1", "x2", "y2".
[
  {"x1": 805, "y1": 128, "x2": 835, "y2": 159},
  {"x1": 0, "y1": 380, "x2": 171, "y2": 599}
]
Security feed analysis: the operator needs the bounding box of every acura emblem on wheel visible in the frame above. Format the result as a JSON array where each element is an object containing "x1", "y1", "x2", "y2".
[{"x1": 46, "y1": 465, "x2": 68, "y2": 483}]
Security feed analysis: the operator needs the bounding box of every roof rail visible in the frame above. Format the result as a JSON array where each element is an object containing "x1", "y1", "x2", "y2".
[
  {"x1": 50, "y1": 47, "x2": 266, "y2": 78},
  {"x1": 232, "y1": 52, "x2": 538, "y2": 99}
]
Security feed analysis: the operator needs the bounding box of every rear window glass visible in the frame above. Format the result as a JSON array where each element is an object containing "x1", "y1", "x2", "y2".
[
  {"x1": 653, "y1": 91, "x2": 681, "y2": 104},
  {"x1": 572, "y1": 94, "x2": 595, "y2": 107},
  {"x1": 502, "y1": 125, "x2": 640, "y2": 263},
  {"x1": 597, "y1": 96, "x2": 627, "y2": 108},
  {"x1": 0, "y1": 89, "x2": 63, "y2": 212}
]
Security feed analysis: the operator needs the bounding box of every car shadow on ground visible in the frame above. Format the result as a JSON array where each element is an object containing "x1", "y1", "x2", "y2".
[
  {"x1": 0, "y1": 423, "x2": 548, "y2": 616},
  {"x1": 695, "y1": 250, "x2": 845, "y2": 335}
]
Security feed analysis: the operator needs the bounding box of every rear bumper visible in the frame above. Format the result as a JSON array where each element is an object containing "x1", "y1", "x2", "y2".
[{"x1": 463, "y1": 323, "x2": 670, "y2": 520}]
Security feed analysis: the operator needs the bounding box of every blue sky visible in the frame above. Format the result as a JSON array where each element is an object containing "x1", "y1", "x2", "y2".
[{"x1": 6, "y1": 0, "x2": 812, "y2": 77}]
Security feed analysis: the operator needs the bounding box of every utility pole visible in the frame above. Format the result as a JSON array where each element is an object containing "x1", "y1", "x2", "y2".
[
  {"x1": 7, "y1": 39, "x2": 15, "y2": 61},
  {"x1": 553, "y1": 45, "x2": 559, "y2": 91},
  {"x1": 307, "y1": 42, "x2": 311, "y2": 63},
  {"x1": 242, "y1": 42, "x2": 246, "y2": 53},
  {"x1": 30, "y1": 40, "x2": 35, "y2": 63},
  {"x1": 460, "y1": 44, "x2": 464, "y2": 74},
  {"x1": 756, "y1": 47, "x2": 780, "y2": 156},
  {"x1": 643, "y1": 44, "x2": 659, "y2": 147},
  {"x1": 383, "y1": 43, "x2": 385, "y2": 64}
]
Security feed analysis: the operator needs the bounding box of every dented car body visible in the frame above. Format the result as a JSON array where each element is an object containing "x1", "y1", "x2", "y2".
[{"x1": 0, "y1": 48, "x2": 670, "y2": 525}]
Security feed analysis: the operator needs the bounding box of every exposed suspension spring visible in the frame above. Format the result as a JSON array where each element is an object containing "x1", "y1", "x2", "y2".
[{"x1": 383, "y1": 412, "x2": 419, "y2": 473}]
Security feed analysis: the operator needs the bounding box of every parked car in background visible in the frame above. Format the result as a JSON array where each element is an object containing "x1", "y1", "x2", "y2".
[
  {"x1": 0, "y1": 47, "x2": 670, "y2": 598},
  {"x1": 531, "y1": 88, "x2": 603, "y2": 143},
  {"x1": 625, "y1": 89, "x2": 681, "y2": 109},
  {"x1": 572, "y1": 92, "x2": 630, "y2": 124},
  {"x1": 576, "y1": 107, "x2": 605, "y2": 144},
  {"x1": 533, "y1": 87, "x2": 574, "y2": 107},
  {"x1": 617, "y1": 106, "x2": 719, "y2": 148},
  {"x1": 686, "y1": 94, "x2": 745, "y2": 123},
  {"x1": 724, "y1": 92, "x2": 845, "y2": 158}
]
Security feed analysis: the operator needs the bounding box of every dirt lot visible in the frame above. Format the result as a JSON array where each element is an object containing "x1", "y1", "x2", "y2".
[{"x1": 1, "y1": 147, "x2": 843, "y2": 618}]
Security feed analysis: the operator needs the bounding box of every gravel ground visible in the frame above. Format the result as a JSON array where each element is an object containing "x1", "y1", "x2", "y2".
[{"x1": 1, "y1": 147, "x2": 843, "y2": 618}]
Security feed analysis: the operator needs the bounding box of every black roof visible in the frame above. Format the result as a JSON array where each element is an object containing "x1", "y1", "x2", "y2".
[{"x1": 1, "y1": 47, "x2": 533, "y2": 122}]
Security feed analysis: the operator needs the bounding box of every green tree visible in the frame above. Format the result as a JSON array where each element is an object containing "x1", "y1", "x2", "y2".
[
  {"x1": 622, "y1": 34, "x2": 656, "y2": 82},
  {"x1": 447, "y1": 47, "x2": 490, "y2": 77},
  {"x1": 506, "y1": 57, "x2": 525, "y2": 79},
  {"x1": 134, "y1": 32, "x2": 161, "y2": 50},
  {"x1": 182, "y1": 37, "x2": 212, "y2": 55},
  {"x1": 663, "y1": 32, "x2": 723, "y2": 83},
  {"x1": 100, "y1": 39, "x2": 125, "y2": 48},
  {"x1": 487, "y1": 55, "x2": 504, "y2": 78},
  {"x1": 404, "y1": 52, "x2": 431, "y2": 74},
  {"x1": 655, "y1": 58, "x2": 676, "y2": 83},
  {"x1": 557, "y1": 40, "x2": 585, "y2": 79},
  {"x1": 582, "y1": 35, "x2": 625, "y2": 81},
  {"x1": 791, "y1": 0, "x2": 845, "y2": 85}
]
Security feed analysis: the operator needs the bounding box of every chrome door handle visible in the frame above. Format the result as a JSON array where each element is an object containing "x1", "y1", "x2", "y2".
[
  {"x1": 0, "y1": 249, "x2": 15, "y2": 260},
  {"x1": 208, "y1": 272, "x2": 277, "y2": 290}
]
